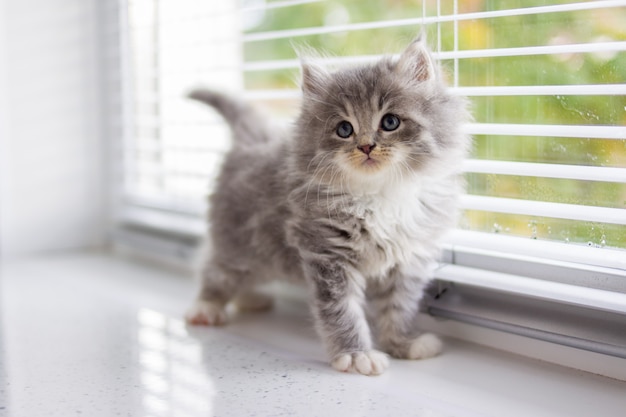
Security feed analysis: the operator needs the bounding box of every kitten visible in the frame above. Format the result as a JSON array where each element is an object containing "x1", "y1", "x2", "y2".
[{"x1": 186, "y1": 37, "x2": 471, "y2": 376}]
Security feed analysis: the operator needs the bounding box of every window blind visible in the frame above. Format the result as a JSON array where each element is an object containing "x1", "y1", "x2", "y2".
[
  {"x1": 120, "y1": 0, "x2": 242, "y2": 227},
  {"x1": 118, "y1": 0, "x2": 626, "y2": 358}
]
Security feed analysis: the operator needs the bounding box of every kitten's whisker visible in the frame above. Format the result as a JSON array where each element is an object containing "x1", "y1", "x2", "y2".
[
  {"x1": 327, "y1": 167, "x2": 338, "y2": 220},
  {"x1": 337, "y1": 175, "x2": 344, "y2": 214},
  {"x1": 316, "y1": 163, "x2": 335, "y2": 207},
  {"x1": 304, "y1": 152, "x2": 334, "y2": 205},
  {"x1": 402, "y1": 154, "x2": 428, "y2": 165},
  {"x1": 306, "y1": 151, "x2": 331, "y2": 174},
  {"x1": 304, "y1": 169, "x2": 321, "y2": 206},
  {"x1": 331, "y1": 167, "x2": 345, "y2": 215},
  {"x1": 328, "y1": 165, "x2": 347, "y2": 218},
  {"x1": 303, "y1": 177, "x2": 318, "y2": 206},
  {"x1": 397, "y1": 161, "x2": 411, "y2": 186},
  {"x1": 339, "y1": 174, "x2": 349, "y2": 215},
  {"x1": 401, "y1": 157, "x2": 415, "y2": 176}
]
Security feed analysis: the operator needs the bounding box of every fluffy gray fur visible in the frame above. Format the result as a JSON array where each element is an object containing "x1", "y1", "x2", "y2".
[{"x1": 186, "y1": 37, "x2": 471, "y2": 376}]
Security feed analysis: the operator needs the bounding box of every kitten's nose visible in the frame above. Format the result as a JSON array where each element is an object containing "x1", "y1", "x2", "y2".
[{"x1": 357, "y1": 143, "x2": 376, "y2": 155}]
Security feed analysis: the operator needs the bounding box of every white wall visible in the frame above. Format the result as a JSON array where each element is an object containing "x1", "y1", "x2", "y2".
[{"x1": 0, "y1": 0, "x2": 113, "y2": 258}]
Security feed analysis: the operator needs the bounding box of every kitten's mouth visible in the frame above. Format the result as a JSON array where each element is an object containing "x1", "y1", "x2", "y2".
[
  {"x1": 345, "y1": 151, "x2": 385, "y2": 172},
  {"x1": 359, "y1": 155, "x2": 383, "y2": 170}
]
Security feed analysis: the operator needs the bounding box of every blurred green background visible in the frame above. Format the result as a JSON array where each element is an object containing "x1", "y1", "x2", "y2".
[{"x1": 241, "y1": 0, "x2": 626, "y2": 249}]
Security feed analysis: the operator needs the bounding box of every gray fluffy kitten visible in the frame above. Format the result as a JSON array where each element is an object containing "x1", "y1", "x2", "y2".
[{"x1": 186, "y1": 37, "x2": 471, "y2": 376}]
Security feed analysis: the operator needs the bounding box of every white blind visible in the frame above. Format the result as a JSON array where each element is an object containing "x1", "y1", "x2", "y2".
[
  {"x1": 121, "y1": 0, "x2": 626, "y2": 254},
  {"x1": 121, "y1": 0, "x2": 242, "y2": 219}
]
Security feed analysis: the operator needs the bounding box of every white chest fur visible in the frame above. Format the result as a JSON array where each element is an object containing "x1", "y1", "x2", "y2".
[{"x1": 349, "y1": 184, "x2": 435, "y2": 279}]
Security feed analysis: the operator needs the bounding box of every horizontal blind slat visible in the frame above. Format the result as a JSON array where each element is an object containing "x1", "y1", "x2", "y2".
[
  {"x1": 437, "y1": 41, "x2": 626, "y2": 60},
  {"x1": 243, "y1": 0, "x2": 626, "y2": 42},
  {"x1": 463, "y1": 160, "x2": 626, "y2": 183},
  {"x1": 242, "y1": 42, "x2": 626, "y2": 70},
  {"x1": 461, "y1": 195, "x2": 626, "y2": 225},
  {"x1": 453, "y1": 84, "x2": 626, "y2": 96},
  {"x1": 464, "y1": 123, "x2": 626, "y2": 139},
  {"x1": 241, "y1": 0, "x2": 324, "y2": 12},
  {"x1": 243, "y1": 56, "x2": 379, "y2": 72},
  {"x1": 244, "y1": 85, "x2": 626, "y2": 100},
  {"x1": 435, "y1": 264, "x2": 626, "y2": 314},
  {"x1": 450, "y1": 230, "x2": 626, "y2": 271},
  {"x1": 431, "y1": 0, "x2": 626, "y2": 22}
]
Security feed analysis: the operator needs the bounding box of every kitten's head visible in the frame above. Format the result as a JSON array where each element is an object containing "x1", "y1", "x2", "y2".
[{"x1": 295, "y1": 37, "x2": 470, "y2": 193}]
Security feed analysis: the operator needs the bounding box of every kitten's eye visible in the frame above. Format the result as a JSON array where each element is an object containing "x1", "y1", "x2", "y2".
[
  {"x1": 336, "y1": 121, "x2": 354, "y2": 138},
  {"x1": 380, "y1": 114, "x2": 400, "y2": 131}
]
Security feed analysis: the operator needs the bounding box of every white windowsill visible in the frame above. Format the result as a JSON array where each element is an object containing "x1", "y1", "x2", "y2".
[{"x1": 1, "y1": 252, "x2": 624, "y2": 417}]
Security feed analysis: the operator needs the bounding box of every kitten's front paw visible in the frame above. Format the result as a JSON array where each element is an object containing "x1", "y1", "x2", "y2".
[
  {"x1": 185, "y1": 300, "x2": 227, "y2": 326},
  {"x1": 407, "y1": 333, "x2": 443, "y2": 359},
  {"x1": 331, "y1": 350, "x2": 389, "y2": 376}
]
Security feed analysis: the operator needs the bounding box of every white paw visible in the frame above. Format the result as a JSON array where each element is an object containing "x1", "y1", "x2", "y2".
[
  {"x1": 408, "y1": 333, "x2": 443, "y2": 359},
  {"x1": 331, "y1": 350, "x2": 389, "y2": 376},
  {"x1": 185, "y1": 300, "x2": 227, "y2": 326}
]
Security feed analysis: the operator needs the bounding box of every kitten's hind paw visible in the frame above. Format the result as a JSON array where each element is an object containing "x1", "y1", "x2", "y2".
[
  {"x1": 408, "y1": 333, "x2": 443, "y2": 359},
  {"x1": 331, "y1": 350, "x2": 389, "y2": 376},
  {"x1": 185, "y1": 300, "x2": 227, "y2": 326}
]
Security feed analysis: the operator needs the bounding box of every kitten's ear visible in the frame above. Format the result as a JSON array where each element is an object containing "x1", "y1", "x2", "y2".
[
  {"x1": 396, "y1": 36, "x2": 437, "y2": 83},
  {"x1": 295, "y1": 43, "x2": 331, "y2": 97},
  {"x1": 300, "y1": 61, "x2": 329, "y2": 98}
]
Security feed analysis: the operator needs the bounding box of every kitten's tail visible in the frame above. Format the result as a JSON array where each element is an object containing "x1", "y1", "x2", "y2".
[{"x1": 188, "y1": 88, "x2": 271, "y2": 146}]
